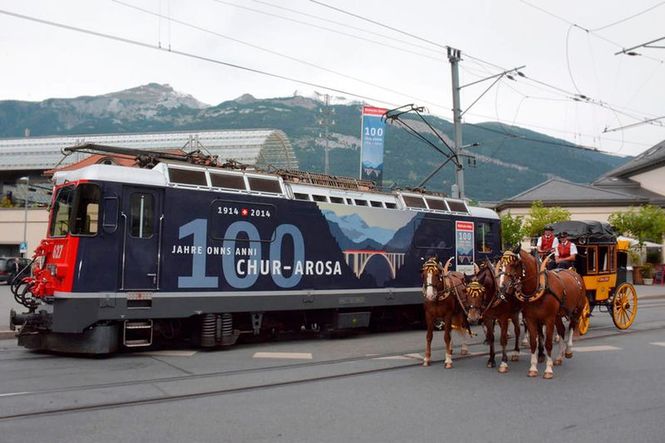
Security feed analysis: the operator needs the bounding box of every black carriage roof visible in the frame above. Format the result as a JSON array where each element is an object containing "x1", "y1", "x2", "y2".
[{"x1": 550, "y1": 220, "x2": 618, "y2": 244}]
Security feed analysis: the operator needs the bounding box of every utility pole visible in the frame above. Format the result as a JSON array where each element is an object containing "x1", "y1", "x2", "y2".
[
  {"x1": 448, "y1": 47, "x2": 464, "y2": 199},
  {"x1": 317, "y1": 93, "x2": 335, "y2": 175}
]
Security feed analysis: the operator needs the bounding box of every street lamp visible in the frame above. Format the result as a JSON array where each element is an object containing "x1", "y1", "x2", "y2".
[{"x1": 19, "y1": 176, "x2": 29, "y2": 258}]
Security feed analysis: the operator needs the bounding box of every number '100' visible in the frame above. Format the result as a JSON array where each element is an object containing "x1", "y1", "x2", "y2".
[{"x1": 176, "y1": 219, "x2": 305, "y2": 289}]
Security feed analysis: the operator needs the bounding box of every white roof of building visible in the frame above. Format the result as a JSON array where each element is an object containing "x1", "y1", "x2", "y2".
[{"x1": 0, "y1": 129, "x2": 299, "y2": 171}]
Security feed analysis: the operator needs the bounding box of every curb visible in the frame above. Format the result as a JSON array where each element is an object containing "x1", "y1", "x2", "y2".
[{"x1": 0, "y1": 330, "x2": 16, "y2": 340}]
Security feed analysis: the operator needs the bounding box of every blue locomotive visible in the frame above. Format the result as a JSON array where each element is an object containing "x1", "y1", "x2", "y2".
[{"x1": 11, "y1": 144, "x2": 501, "y2": 354}]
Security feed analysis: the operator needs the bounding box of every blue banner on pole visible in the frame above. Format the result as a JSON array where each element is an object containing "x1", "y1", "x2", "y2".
[{"x1": 360, "y1": 106, "x2": 387, "y2": 185}]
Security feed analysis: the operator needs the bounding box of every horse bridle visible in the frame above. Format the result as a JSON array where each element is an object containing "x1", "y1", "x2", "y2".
[{"x1": 499, "y1": 251, "x2": 549, "y2": 302}]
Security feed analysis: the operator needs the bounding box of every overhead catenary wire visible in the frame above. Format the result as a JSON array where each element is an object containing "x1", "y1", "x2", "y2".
[
  {"x1": 590, "y1": 0, "x2": 665, "y2": 31},
  {"x1": 0, "y1": 8, "x2": 401, "y2": 108},
  {"x1": 309, "y1": 0, "x2": 664, "y2": 142},
  {"x1": 251, "y1": 0, "x2": 442, "y2": 55},
  {"x1": 111, "y1": 0, "x2": 448, "y2": 112},
  {"x1": 210, "y1": 0, "x2": 442, "y2": 62}
]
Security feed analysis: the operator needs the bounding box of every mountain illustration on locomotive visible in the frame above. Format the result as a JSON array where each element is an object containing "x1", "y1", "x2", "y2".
[{"x1": 10, "y1": 143, "x2": 501, "y2": 354}]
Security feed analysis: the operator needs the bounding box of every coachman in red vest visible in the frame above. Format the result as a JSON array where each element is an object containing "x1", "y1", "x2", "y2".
[
  {"x1": 555, "y1": 232, "x2": 578, "y2": 270},
  {"x1": 537, "y1": 225, "x2": 559, "y2": 260}
]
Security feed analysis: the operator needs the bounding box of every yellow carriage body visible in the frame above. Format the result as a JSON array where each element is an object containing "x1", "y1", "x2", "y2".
[{"x1": 549, "y1": 222, "x2": 637, "y2": 334}]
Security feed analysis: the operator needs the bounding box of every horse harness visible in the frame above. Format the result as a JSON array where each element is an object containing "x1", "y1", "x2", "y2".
[{"x1": 499, "y1": 251, "x2": 583, "y2": 317}]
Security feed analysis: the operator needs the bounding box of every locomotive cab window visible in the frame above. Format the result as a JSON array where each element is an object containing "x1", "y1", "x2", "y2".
[
  {"x1": 49, "y1": 185, "x2": 75, "y2": 237},
  {"x1": 70, "y1": 184, "x2": 100, "y2": 236},
  {"x1": 130, "y1": 193, "x2": 154, "y2": 238}
]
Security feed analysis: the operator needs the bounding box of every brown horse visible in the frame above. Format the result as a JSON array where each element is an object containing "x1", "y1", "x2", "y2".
[
  {"x1": 421, "y1": 257, "x2": 469, "y2": 368},
  {"x1": 498, "y1": 247, "x2": 587, "y2": 379},
  {"x1": 462, "y1": 260, "x2": 522, "y2": 373}
]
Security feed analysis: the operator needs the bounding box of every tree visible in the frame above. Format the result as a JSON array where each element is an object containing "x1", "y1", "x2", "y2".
[
  {"x1": 521, "y1": 201, "x2": 571, "y2": 238},
  {"x1": 500, "y1": 212, "x2": 523, "y2": 249},
  {"x1": 609, "y1": 205, "x2": 665, "y2": 246}
]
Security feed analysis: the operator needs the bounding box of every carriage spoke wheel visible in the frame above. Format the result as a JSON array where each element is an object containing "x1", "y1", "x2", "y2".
[
  {"x1": 611, "y1": 283, "x2": 638, "y2": 330},
  {"x1": 577, "y1": 297, "x2": 591, "y2": 336}
]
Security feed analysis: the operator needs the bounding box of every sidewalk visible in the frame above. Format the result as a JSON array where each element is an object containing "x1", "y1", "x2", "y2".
[{"x1": 1, "y1": 284, "x2": 664, "y2": 340}]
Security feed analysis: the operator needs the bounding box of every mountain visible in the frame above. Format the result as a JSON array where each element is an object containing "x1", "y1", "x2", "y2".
[
  {"x1": 322, "y1": 210, "x2": 395, "y2": 245},
  {"x1": 0, "y1": 84, "x2": 630, "y2": 201}
]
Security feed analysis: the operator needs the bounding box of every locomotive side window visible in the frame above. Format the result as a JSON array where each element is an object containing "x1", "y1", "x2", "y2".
[
  {"x1": 445, "y1": 199, "x2": 469, "y2": 213},
  {"x1": 415, "y1": 217, "x2": 453, "y2": 250},
  {"x1": 247, "y1": 177, "x2": 282, "y2": 194},
  {"x1": 71, "y1": 184, "x2": 100, "y2": 236},
  {"x1": 475, "y1": 222, "x2": 494, "y2": 253},
  {"x1": 129, "y1": 193, "x2": 154, "y2": 239},
  {"x1": 425, "y1": 198, "x2": 447, "y2": 211},
  {"x1": 49, "y1": 185, "x2": 75, "y2": 237},
  {"x1": 210, "y1": 173, "x2": 246, "y2": 190},
  {"x1": 403, "y1": 195, "x2": 426, "y2": 209},
  {"x1": 329, "y1": 196, "x2": 344, "y2": 204},
  {"x1": 169, "y1": 167, "x2": 208, "y2": 186}
]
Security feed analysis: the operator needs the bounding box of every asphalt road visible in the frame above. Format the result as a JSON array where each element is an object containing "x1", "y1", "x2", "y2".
[{"x1": 0, "y1": 285, "x2": 664, "y2": 442}]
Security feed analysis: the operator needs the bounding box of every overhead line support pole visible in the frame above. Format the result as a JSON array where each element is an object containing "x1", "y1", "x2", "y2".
[{"x1": 448, "y1": 47, "x2": 464, "y2": 199}]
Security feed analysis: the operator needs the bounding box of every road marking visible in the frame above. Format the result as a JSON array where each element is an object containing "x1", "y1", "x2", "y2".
[
  {"x1": 573, "y1": 345, "x2": 621, "y2": 352},
  {"x1": 373, "y1": 355, "x2": 413, "y2": 360},
  {"x1": 0, "y1": 391, "x2": 30, "y2": 398},
  {"x1": 137, "y1": 350, "x2": 199, "y2": 357},
  {"x1": 650, "y1": 342, "x2": 665, "y2": 347},
  {"x1": 253, "y1": 352, "x2": 312, "y2": 360}
]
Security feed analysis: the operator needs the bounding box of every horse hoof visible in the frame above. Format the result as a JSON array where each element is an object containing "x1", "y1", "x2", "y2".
[
  {"x1": 565, "y1": 352, "x2": 573, "y2": 359},
  {"x1": 487, "y1": 361, "x2": 496, "y2": 368},
  {"x1": 554, "y1": 358, "x2": 562, "y2": 366},
  {"x1": 528, "y1": 370, "x2": 538, "y2": 377},
  {"x1": 538, "y1": 356, "x2": 546, "y2": 364},
  {"x1": 498, "y1": 366, "x2": 509, "y2": 374},
  {"x1": 444, "y1": 362, "x2": 453, "y2": 369},
  {"x1": 511, "y1": 354, "x2": 520, "y2": 362},
  {"x1": 460, "y1": 349, "x2": 469, "y2": 356},
  {"x1": 543, "y1": 372, "x2": 554, "y2": 380},
  {"x1": 423, "y1": 360, "x2": 430, "y2": 367}
]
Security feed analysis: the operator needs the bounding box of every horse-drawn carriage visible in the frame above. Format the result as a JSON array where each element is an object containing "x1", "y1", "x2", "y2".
[{"x1": 545, "y1": 221, "x2": 637, "y2": 334}]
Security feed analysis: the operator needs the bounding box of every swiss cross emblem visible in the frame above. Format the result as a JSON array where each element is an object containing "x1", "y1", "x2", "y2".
[{"x1": 241, "y1": 208, "x2": 249, "y2": 217}]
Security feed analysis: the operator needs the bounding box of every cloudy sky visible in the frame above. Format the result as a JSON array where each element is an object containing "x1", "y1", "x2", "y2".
[{"x1": 1, "y1": 0, "x2": 664, "y2": 156}]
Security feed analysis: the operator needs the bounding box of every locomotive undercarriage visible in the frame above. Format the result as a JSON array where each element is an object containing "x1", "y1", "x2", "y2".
[{"x1": 10, "y1": 302, "x2": 421, "y2": 355}]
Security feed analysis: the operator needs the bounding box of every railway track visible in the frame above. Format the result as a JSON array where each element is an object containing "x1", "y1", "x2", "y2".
[{"x1": 1, "y1": 317, "x2": 664, "y2": 422}]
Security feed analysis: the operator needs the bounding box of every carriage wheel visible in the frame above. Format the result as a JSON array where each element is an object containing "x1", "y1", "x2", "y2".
[
  {"x1": 577, "y1": 297, "x2": 591, "y2": 336},
  {"x1": 611, "y1": 283, "x2": 638, "y2": 330}
]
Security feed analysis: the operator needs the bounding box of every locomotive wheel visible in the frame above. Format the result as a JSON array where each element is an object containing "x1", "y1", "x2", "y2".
[
  {"x1": 577, "y1": 297, "x2": 591, "y2": 336},
  {"x1": 611, "y1": 283, "x2": 638, "y2": 330}
]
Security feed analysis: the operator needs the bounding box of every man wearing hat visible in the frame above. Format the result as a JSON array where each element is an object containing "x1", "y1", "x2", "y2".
[
  {"x1": 555, "y1": 231, "x2": 578, "y2": 269},
  {"x1": 537, "y1": 225, "x2": 559, "y2": 260}
]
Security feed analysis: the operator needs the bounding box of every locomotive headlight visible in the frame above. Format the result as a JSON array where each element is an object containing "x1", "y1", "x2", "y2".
[{"x1": 47, "y1": 264, "x2": 57, "y2": 277}]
